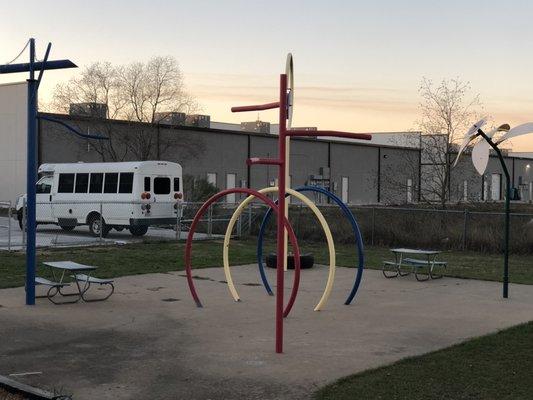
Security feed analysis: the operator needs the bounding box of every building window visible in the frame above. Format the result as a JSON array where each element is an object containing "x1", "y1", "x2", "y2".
[
  {"x1": 119, "y1": 173, "x2": 134, "y2": 194},
  {"x1": 75, "y1": 173, "x2": 89, "y2": 194},
  {"x1": 206, "y1": 173, "x2": 217, "y2": 187},
  {"x1": 226, "y1": 173, "x2": 236, "y2": 203},
  {"x1": 154, "y1": 177, "x2": 171, "y2": 195},
  {"x1": 58, "y1": 173, "x2": 75, "y2": 193}
]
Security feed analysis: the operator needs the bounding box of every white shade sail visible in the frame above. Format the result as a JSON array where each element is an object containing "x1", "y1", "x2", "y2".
[
  {"x1": 497, "y1": 122, "x2": 533, "y2": 144},
  {"x1": 453, "y1": 118, "x2": 488, "y2": 167}
]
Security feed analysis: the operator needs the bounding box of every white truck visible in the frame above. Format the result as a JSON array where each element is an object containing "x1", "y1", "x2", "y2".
[{"x1": 16, "y1": 161, "x2": 183, "y2": 237}]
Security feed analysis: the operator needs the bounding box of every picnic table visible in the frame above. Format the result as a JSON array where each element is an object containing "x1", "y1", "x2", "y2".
[
  {"x1": 382, "y1": 248, "x2": 447, "y2": 281},
  {"x1": 35, "y1": 261, "x2": 114, "y2": 304}
]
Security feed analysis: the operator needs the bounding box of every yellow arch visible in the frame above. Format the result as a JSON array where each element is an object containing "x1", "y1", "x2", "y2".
[{"x1": 223, "y1": 187, "x2": 336, "y2": 311}]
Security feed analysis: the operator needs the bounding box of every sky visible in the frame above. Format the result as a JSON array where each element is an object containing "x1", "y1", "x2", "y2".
[{"x1": 2, "y1": 0, "x2": 533, "y2": 150}]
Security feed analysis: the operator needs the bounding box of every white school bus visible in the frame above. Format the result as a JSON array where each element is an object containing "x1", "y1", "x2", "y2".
[{"x1": 15, "y1": 161, "x2": 183, "y2": 237}]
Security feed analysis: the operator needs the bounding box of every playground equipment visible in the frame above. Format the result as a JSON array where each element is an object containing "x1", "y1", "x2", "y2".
[
  {"x1": 185, "y1": 54, "x2": 372, "y2": 353},
  {"x1": 0, "y1": 38, "x2": 107, "y2": 305},
  {"x1": 454, "y1": 118, "x2": 533, "y2": 298}
]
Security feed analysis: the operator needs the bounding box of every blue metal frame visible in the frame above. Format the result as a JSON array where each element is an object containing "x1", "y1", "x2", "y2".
[
  {"x1": 256, "y1": 186, "x2": 365, "y2": 305},
  {"x1": 1, "y1": 38, "x2": 78, "y2": 305}
]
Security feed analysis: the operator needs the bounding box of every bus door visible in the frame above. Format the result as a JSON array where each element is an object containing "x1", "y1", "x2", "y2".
[{"x1": 35, "y1": 175, "x2": 54, "y2": 222}]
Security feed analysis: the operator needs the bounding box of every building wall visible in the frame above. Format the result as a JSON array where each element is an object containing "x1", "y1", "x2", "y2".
[
  {"x1": 0, "y1": 82, "x2": 27, "y2": 203},
  {"x1": 330, "y1": 143, "x2": 379, "y2": 204},
  {"x1": 33, "y1": 113, "x2": 429, "y2": 206}
]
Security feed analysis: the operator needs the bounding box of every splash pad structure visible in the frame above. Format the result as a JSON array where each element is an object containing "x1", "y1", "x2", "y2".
[{"x1": 185, "y1": 54, "x2": 372, "y2": 353}]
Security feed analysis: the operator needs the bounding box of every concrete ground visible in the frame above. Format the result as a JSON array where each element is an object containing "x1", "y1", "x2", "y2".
[
  {"x1": 0, "y1": 265, "x2": 532, "y2": 400},
  {"x1": 0, "y1": 216, "x2": 218, "y2": 250}
]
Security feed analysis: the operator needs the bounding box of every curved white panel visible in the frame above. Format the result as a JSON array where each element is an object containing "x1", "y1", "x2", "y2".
[{"x1": 472, "y1": 139, "x2": 491, "y2": 175}]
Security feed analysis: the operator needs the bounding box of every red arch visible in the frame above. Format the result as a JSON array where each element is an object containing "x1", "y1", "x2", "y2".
[{"x1": 184, "y1": 188, "x2": 301, "y2": 318}]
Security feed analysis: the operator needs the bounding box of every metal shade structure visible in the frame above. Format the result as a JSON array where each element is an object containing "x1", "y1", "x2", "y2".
[
  {"x1": 0, "y1": 60, "x2": 77, "y2": 74},
  {"x1": 454, "y1": 120, "x2": 533, "y2": 298},
  {"x1": 0, "y1": 38, "x2": 77, "y2": 305}
]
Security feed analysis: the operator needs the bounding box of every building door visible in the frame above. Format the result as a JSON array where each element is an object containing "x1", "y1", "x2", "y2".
[
  {"x1": 206, "y1": 173, "x2": 217, "y2": 187},
  {"x1": 341, "y1": 177, "x2": 349, "y2": 203},
  {"x1": 406, "y1": 179, "x2": 413, "y2": 203},
  {"x1": 226, "y1": 173, "x2": 236, "y2": 203},
  {"x1": 491, "y1": 174, "x2": 501, "y2": 201}
]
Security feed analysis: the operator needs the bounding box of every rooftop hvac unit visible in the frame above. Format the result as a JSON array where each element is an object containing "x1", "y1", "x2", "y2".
[
  {"x1": 154, "y1": 112, "x2": 186, "y2": 125},
  {"x1": 69, "y1": 103, "x2": 108, "y2": 119},
  {"x1": 185, "y1": 114, "x2": 211, "y2": 128},
  {"x1": 241, "y1": 121, "x2": 271, "y2": 134}
]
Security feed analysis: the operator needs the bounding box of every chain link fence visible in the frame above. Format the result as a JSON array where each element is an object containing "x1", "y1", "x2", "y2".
[
  {"x1": 249, "y1": 204, "x2": 533, "y2": 254},
  {"x1": 2, "y1": 199, "x2": 533, "y2": 254},
  {"x1": 0, "y1": 200, "x2": 263, "y2": 251}
]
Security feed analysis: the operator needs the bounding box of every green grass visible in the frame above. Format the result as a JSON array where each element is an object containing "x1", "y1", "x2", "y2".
[
  {"x1": 314, "y1": 321, "x2": 533, "y2": 400},
  {"x1": 0, "y1": 239, "x2": 532, "y2": 289}
]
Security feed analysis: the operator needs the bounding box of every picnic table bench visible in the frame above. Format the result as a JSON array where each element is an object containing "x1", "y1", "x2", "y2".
[
  {"x1": 382, "y1": 248, "x2": 447, "y2": 281},
  {"x1": 35, "y1": 261, "x2": 114, "y2": 304}
]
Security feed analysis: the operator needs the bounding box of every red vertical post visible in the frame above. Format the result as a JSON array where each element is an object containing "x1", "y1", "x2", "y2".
[{"x1": 276, "y1": 74, "x2": 288, "y2": 353}]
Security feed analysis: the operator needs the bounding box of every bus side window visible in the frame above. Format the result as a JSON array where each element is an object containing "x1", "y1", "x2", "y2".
[
  {"x1": 174, "y1": 177, "x2": 180, "y2": 192},
  {"x1": 75, "y1": 173, "x2": 89, "y2": 193},
  {"x1": 104, "y1": 173, "x2": 119, "y2": 194},
  {"x1": 144, "y1": 177, "x2": 151, "y2": 192},
  {"x1": 89, "y1": 173, "x2": 103, "y2": 193},
  {"x1": 58, "y1": 173, "x2": 75, "y2": 193},
  {"x1": 119, "y1": 173, "x2": 134, "y2": 194},
  {"x1": 154, "y1": 177, "x2": 171, "y2": 194}
]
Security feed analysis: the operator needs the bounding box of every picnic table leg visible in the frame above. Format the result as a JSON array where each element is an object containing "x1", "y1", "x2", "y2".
[
  {"x1": 429, "y1": 254, "x2": 444, "y2": 279},
  {"x1": 415, "y1": 254, "x2": 431, "y2": 281},
  {"x1": 80, "y1": 280, "x2": 115, "y2": 302},
  {"x1": 398, "y1": 253, "x2": 410, "y2": 277},
  {"x1": 382, "y1": 253, "x2": 399, "y2": 278}
]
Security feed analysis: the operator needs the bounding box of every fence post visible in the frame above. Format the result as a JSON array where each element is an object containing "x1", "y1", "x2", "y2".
[
  {"x1": 237, "y1": 205, "x2": 242, "y2": 237},
  {"x1": 462, "y1": 209, "x2": 468, "y2": 251},
  {"x1": 207, "y1": 204, "x2": 213, "y2": 239},
  {"x1": 99, "y1": 202, "x2": 103, "y2": 244},
  {"x1": 7, "y1": 201, "x2": 12, "y2": 251},
  {"x1": 22, "y1": 197, "x2": 27, "y2": 248},
  {"x1": 371, "y1": 207, "x2": 375, "y2": 246},
  {"x1": 248, "y1": 203, "x2": 252, "y2": 236},
  {"x1": 176, "y1": 202, "x2": 182, "y2": 241}
]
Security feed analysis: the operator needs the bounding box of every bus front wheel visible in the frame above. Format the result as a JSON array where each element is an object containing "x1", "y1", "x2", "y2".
[
  {"x1": 129, "y1": 225, "x2": 148, "y2": 237},
  {"x1": 88, "y1": 214, "x2": 110, "y2": 238}
]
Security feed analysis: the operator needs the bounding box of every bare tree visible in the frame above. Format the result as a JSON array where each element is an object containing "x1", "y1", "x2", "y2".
[
  {"x1": 49, "y1": 56, "x2": 202, "y2": 161},
  {"x1": 417, "y1": 78, "x2": 483, "y2": 207}
]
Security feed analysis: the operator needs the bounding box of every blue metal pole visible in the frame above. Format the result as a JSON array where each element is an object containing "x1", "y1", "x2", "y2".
[{"x1": 25, "y1": 38, "x2": 37, "y2": 305}]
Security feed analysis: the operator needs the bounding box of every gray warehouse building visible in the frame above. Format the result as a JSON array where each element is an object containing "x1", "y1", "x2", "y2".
[
  {"x1": 1, "y1": 91, "x2": 532, "y2": 206},
  {"x1": 36, "y1": 113, "x2": 421, "y2": 205}
]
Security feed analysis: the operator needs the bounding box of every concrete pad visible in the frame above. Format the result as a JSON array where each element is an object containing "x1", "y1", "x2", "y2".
[{"x1": 0, "y1": 265, "x2": 532, "y2": 399}]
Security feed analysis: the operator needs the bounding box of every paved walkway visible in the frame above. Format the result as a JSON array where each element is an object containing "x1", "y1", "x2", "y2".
[{"x1": 1, "y1": 266, "x2": 532, "y2": 399}]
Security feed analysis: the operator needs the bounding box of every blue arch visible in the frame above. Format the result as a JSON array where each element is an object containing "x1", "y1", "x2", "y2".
[{"x1": 257, "y1": 186, "x2": 365, "y2": 305}]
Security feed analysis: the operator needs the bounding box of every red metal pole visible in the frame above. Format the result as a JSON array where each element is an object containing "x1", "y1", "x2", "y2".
[
  {"x1": 231, "y1": 101, "x2": 280, "y2": 112},
  {"x1": 276, "y1": 74, "x2": 288, "y2": 353}
]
